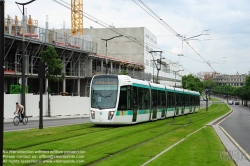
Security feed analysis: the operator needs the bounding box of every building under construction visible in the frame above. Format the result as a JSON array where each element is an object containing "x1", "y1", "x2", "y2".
[{"x1": 3, "y1": 15, "x2": 147, "y2": 97}]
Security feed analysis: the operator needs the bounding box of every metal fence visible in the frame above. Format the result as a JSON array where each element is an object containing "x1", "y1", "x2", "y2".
[{"x1": 4, "y1": 17, "x2": 98, "y2": 53}]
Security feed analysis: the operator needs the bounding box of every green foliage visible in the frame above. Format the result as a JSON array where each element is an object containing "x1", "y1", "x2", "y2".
[
  {"x1": 244, "y1": 76, "x2": 250, "y2": 87},
  {"x1": 212, "y1": 76, "x2": 250, "y2": 102},
  {"x1": 182, "y1": 74, "x2": 203, "y2": 94},
  {"x1": 41, "y1": 46, "x2": 65, "y2": 82},
  {"x1": 46, "y1": 87, "x2": 51, "y2": 93},
  {"x1": 119, "y1": 69, "x2": 128, "y2": 75},
  {"x1": 203, "y1": 79, "x2": 216, "y2": 89},
  {"x1": 212, "y1": 85, "x2": 237, "y2": 96}
]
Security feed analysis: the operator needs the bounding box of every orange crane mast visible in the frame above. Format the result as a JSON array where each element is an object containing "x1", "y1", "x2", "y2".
[{"x1": 71, "y1": 0, "x2": 83, "y2": 36}]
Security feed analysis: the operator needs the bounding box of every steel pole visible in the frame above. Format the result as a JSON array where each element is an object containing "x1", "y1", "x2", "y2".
[
  {"x1": 105, "y1": 40, "x2": 107, "y2": 74},
  {"x1": 153, "y1": 62, "x2": 154, "y2": 83},
  {"x1": 175, "y1": 72, "x2": 176, "y2": 87},
  {"x1": 0, "y1": 1, "x2": 5, "y2": 165},
  {"x1": 21, "y1": 5, "x2": 26, "y2": 116},
  {"x1": 39, "y1": 78, "x2": 43, "y2": 129},
  {"x1": 206, "y1": 92, "x2": 208, "y2": 112},
  {"x1": 16, "y1": 0, "x2": 36, "y2": 116}
]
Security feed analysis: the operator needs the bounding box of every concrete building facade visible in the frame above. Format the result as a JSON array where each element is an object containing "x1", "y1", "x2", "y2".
[
  {"x1": 82, "y1": 27, "x2": 183, "y2": 86},
  {"x1": 213, "y1": 72, "x2": 249, "y2": 87}
]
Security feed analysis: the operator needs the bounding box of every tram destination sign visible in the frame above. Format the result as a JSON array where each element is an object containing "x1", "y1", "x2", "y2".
[{"x1": 93, "y1": 80, "x2": 117, "y2": 85}]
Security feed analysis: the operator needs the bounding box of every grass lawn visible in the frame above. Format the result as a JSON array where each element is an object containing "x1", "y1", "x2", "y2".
[
  {"x1": 3, "y1": 103, "x2": 235, "y2": 166},
  {"x1": 146, "y1": 126, "x2": 235, "y2": 166},
  {"x1": 210, "y1": 97, "x2": 222, "y2": 101}
]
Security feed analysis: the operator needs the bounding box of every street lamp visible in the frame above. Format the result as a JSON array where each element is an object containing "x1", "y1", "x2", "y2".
[
  {"x1": 0, "y1": 1, "x2": 5, "y2": 164},
  {"x1": 101, "y1": 34, "x2": 123, "y2": 74},
  {"x1": 15, "y1": 0, "x2": 36, "y2": 116},
  {"x1": 173, "y1": 69, "x2": 184, "y2": 87}
]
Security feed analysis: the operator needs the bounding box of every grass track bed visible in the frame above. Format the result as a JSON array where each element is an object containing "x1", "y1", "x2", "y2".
[
  {"x1": 92, "y1": 104, "x2": 233, "y2": 166},
  {"x1": 3, "y1": 104, "x2": 235, "y2": 166},
  {"x1": 38, "y1": 106, "x2": 229, "y2": 165},
  {"x1": 146, "y1": 126, "x2": 235, "y2": 166}
]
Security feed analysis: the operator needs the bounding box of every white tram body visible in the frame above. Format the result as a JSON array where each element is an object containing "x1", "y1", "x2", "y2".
[{"x1": 90, "y1": 75, "x2": 200, "y2": 125}]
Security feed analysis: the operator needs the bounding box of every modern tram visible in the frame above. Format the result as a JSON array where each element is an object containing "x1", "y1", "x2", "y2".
[{"x1": 90, "y1": 74, "x2": 200, "y2": 125}]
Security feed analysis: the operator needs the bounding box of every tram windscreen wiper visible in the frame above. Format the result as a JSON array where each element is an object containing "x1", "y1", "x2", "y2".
[
  {"x1": 93, "y1": 89, "x2": 102, "y2": 110},
  {"x1": 95, "y1": 91, "x2": 113, "y2": 98}
]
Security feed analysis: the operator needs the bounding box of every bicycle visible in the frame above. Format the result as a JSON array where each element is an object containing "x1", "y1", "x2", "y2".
[{"x1": 13, "y1": 113, "x2": 28, "y2": 126}]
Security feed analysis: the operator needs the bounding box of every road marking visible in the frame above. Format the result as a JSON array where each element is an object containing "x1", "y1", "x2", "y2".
[
  {"x1": 217, "y1": 109, "x2": 234, "y2": 125},
  {"x1": 141, "y1": 126, "x2": 206, "y2": 166},
  {"x1": 5, "y1": 128, "x2": 35, "y2": 132},
  {"x1": 219, "y1": 126, "x2": 250, "y2": 161},
  {"x1": 4, "y1": 122, "x2": 86, "y2": 132},
  {"x1": 216, "y1": 108, "x2": 250, "y2": 161}
]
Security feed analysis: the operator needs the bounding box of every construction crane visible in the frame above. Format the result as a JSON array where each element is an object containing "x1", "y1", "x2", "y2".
[
  {"x1": 53, "y1": 0, "x2": 83, "y2": 36},
  {"x1": 71, "y1": 0, "x2": 83, "y2": 36}
]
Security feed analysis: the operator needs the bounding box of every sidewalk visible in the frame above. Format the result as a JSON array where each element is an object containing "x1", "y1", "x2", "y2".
[{"x1": 4, "y1": 114, "x2": 89, "y2": 124}]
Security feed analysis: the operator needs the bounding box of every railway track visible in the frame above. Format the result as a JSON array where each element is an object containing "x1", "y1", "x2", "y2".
[{"x1": 5, "y1": 104, "x2": 228, "y2": 166}]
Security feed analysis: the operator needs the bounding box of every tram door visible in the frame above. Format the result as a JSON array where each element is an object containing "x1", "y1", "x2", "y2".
[
  {"x1": 152, "y1": 90, "x2": 157, "y2": 119},
  {"x1": 133, "y1": 105, "x2": 138, "y2": 122},
  {"x1": 132, "y1": 86, "x2": 137, "y2": 122}
]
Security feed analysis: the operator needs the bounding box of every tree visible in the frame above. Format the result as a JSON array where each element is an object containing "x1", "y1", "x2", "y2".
[
  {"x1": 182, "y1": 74, "x2": 203, "y2": 94},
  {"x1": 119, "y1": 69, "x2": 128, "y2": 75},
  {"x1": 203, "y1": 79, "x2": 216, "y2": 89},
  {"x1": 41, "y1": 46, "x2": 65, "y2": 116},
  {"x1": 212, "y1": 76, "x2": 250, "y2": 106},
  {"x1": 41, "y1": 46, "x2": 65, "y2": 82}
]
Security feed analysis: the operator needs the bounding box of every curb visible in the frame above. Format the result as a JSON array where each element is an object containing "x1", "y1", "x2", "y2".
[
  {"x1": 207, "y1": 102, "x2": 250, "y2": 165},
  {"x1": 4, "y1": 116, "x2": 89, "y2": 125},
  {"x1": 206, "y1": 109, "x2": 233, "y2": 126}
]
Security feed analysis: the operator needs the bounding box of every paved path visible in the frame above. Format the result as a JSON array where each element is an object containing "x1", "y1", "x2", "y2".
[{"x1": 4, "y1": 116, "x2": 91, "y2": 132}]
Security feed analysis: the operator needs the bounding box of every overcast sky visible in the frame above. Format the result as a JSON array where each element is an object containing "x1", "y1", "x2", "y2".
[{"x1": 5, "y1": 0, "x2": 250, "y2": 75}]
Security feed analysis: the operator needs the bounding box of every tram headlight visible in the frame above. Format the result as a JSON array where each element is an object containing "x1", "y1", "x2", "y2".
[
  {"x1": 108, "y1": 111, "x2": 115, "y2": 120},
  {"x1": 91, "y1": 111, "x2": 95, "y2": 119}
]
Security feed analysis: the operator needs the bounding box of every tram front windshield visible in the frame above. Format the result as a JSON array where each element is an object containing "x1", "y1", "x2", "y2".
[{"x1": 91, "y1": 76, "x2": 118, "y2": 109}]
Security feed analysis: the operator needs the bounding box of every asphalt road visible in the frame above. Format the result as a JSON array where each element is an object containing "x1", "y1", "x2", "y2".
[
  {"x1": 220, "y1": 104, "x2": 250, "y2": 155},
  {"x1": 4, "y1": 117, "x2": 91, "y2": 132}
]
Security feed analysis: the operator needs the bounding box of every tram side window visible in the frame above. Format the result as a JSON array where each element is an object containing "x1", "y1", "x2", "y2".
[
  {"x1": 187, "y1": 94, "x2": 190, "y2": 106},
  {"x1": 138, "y1": 87, "x2": 143, "y2": 109},
  {"x1": 184, "y1": 94, "x2": 187, "y2": 106},
  {"x1": 143, "y1": 88, "x2": 150, "y2": 109},
  {"x1": 158, "y1": 90, "x2": 162, "y2": 108},
  {"x1": 160, "y1": 91, "x2": 166, "y2": 107},
  {"x1": 161, "y1": 91, "x2": 166, "y2": 107},
  {"x1": 171, "y1": 92, "x2": 174, "y2": 107},
  {"x1": 192, "y1": 96, "x2": 195, "y2": 106},
  {"x1": 167, "y1": 92, "x2": 170, "y2": 108},
  {"x1": 152, "y1": 90, "x2": 157, "y2": 107},
  {"x1": 177, "y1": 93, "x2": 181, "y2": 107},
  {"x1": 118, "y1": 86, "x2": 131, "y2": 110},
  {"x1": 136, "y1": 87, "x2": 150, "y2": 109},
  {"x1": 183, "y1": 94, "x2": 186, "y2": 106},
  {"x1": 180, "y1": 94, "x2": 184, "y2": 106},
  {"x1": 168, "y1": 92, "x2": 173, "y2": 108}
]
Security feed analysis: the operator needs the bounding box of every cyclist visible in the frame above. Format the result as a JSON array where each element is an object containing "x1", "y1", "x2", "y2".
[{"x1": 14, "y1": 102, "x2": 24, "y2": 122}]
